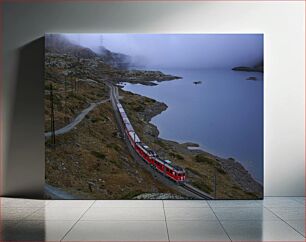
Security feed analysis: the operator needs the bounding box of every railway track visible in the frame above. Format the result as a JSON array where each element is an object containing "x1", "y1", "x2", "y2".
[
  {"x1": 180, "y1": 183, "x2": 213, "y2": 200},
  {"x1": 109, "y1": 83, "x2": 213, "y2": 200}
]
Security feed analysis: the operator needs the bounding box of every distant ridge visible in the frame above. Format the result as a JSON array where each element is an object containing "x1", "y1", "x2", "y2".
[{"x1": 232, "y1": 61, "x2": 263, "y2": 73}]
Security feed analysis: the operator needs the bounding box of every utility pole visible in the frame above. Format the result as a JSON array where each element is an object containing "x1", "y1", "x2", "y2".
[
  {"x1": 50, "y1": 84, "x2": 56, "y2": 146},
  {"x1": 213, "y1": 170, "x2": 217, "y2": 199}
]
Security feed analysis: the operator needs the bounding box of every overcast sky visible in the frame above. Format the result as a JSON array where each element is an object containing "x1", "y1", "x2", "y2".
[{"x1": 63, "y1": 33, "x2": 263, "y2": 69}]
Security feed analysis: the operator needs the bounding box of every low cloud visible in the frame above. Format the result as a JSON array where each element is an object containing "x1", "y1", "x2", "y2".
[{"x1": 63, "y1": 33, "x2": 263, "y2": 69}]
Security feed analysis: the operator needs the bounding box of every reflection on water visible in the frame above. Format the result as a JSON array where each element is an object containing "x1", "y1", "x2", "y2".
[{"x1": 123, "y1": 68, "x2": 263, "y2": 183}]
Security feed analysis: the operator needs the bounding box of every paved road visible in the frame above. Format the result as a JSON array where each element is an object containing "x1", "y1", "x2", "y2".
[{"x1": 45, "y1": 98, "x2": 109, "y2": 138}]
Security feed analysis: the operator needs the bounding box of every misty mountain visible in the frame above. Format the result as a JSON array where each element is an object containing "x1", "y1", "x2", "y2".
[
  {"x1": 45, "y1": 34, "x2": 98, "y2": 59},
  {"x1": 92, "y1": 46, "x2": 132, "y2": 69},
  {"x1": 45, "y1": 34, "x2": 132, "y2": 69}
]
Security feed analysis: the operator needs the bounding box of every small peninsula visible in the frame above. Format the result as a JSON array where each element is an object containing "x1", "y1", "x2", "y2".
[{"x1": 232, "y1": 62, "x2": 263, "y2": 73}]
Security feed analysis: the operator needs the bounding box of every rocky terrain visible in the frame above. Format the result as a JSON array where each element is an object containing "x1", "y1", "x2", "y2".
[{"x1": 45, "y1": 34, "x2": 181, "y2": 85}]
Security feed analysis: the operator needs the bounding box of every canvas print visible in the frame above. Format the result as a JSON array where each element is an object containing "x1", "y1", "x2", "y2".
[{"x1": 44, "y1": 34, "x2": 263, "y2": 199}]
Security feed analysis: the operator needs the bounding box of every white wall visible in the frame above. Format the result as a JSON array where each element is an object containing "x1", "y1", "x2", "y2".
[{"x1": 2, "y1": 1, "x2": 305, "y2": 197}]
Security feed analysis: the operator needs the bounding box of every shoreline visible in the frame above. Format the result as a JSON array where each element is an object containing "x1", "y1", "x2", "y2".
[
  {"x1": 121, "y1": 80, "x2": 262, "y2": 184},
  {"x1": 120, "y1": 87, "x2": 263, "y2": 199}
]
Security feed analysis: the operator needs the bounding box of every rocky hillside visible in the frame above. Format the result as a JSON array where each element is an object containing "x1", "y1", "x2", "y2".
[
  {"x1": 93, "y1": 46, "x2": 132, "y2": 69},
  {"x1": 46, "y1": 34, "x2": 131, "y2": 69},
  {"x1": 45, "y1": 34, "x2": 98, "y2": 59}
]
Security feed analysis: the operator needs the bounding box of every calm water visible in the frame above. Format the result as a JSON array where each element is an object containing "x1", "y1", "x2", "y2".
[{"x1": 122, "y1": 68, "x2": 263, "y2": 183}]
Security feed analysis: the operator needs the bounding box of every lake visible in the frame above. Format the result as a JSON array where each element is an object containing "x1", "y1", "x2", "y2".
[{"x1": 122, "y1": 68, "x2": 263, "y2": 183}]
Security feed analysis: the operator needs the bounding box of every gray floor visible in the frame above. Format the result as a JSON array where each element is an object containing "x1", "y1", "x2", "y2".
[{"x1": 0, "y1": 197, "x2": 304, "y2": 241}]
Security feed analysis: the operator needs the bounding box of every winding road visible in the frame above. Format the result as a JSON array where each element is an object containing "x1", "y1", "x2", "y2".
[{"x1": 45, "y1": 98, "x2": 109, "y2": 138}]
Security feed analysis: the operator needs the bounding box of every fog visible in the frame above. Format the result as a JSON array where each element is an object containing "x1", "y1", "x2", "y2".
[{"x1": 63, "y1": 33, "x2": 263, "y2": 69}]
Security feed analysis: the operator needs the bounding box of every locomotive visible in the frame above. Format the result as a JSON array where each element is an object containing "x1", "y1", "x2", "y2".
[{"x1": 116, "y1": 102, "x2": 186, "y2": 183}]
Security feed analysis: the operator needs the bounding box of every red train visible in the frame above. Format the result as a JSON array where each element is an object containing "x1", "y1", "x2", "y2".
[{"x1": 117, "y1": 102, "x2": 186, "y2": 183}]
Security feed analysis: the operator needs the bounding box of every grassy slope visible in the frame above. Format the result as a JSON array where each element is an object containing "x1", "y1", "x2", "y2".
[{"x1": 45, "y1": 53, "x2": 179, "y2": 199}]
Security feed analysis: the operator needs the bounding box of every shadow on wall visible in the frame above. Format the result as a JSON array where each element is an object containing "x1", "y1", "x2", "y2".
[
  {"x1": 1, "y1": 219, "x2": 46, "y2": 241},
  {"x1": 4, "y1": 37, "x2": 45, "y2": 199}
]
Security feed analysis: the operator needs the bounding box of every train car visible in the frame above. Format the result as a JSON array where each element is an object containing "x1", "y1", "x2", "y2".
[
  {"x1": 117, "y1": 103, "x2": 123, "y2": 109},
  {"x1": 116, "y1": 101, "x2": 186, "y2": 183},
  {"x1": 153, "y1": 157, "x2": 166, "y2": 173},
  {"x1": 152, "y1": 157, "x2": 185, "y2": 183},
  {"x1": 127, "y1": 130, "x2": 140, "y2": 148},
  {"x1": 135, "y1": 142, "x2": 156, "y2": 164},
  {"x1": 165, "y1": 163, "x2": 186, "y2": 182}
]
